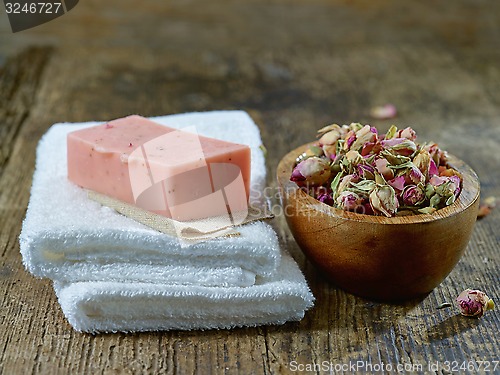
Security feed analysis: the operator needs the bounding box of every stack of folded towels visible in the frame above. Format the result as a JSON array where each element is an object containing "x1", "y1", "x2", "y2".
[{"x1": 19, "y1": 111, "x2": 314, "y2": 333}]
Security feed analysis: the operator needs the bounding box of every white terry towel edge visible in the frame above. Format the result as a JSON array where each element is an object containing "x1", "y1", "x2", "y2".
[{"x1": 54, "y1": 252, "x2": 314, "y2": 333}]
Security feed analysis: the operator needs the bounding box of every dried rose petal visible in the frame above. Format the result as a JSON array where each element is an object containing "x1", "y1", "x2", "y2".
[
  {"x1": 345, "y1": 131, "x2": 356, "y2": 150},
  {"x1": 407, "y1": 165, "x2": 425, "y2": 185},
  {"x1": 370, "y1": 104, "x2": 397, "y2": 120},
  {"x1": 429, "y1": 175, "x2": 447, "y2": 187},
  {"x1": 438, "y1": 167, "x2": 461, "y2": 178},
  {"x1": 456, "y1": 289, "x2": 495, "y2": 318},
  {"x1": 374, "y1": 158, "x2": 394, "y2": 180},
  {"x1": 477, "y1": 196, "x2": 496, "y2": 219},
  {"x1": 449, "y1": 175, "x2": 461, "y2": 197},
  {"x1": 380, "y1": 137, "x2": 404, "y2": 148},
  {"x1": 380, "y1": 138, "x2": 417, "y2": 157},
  {"x1": 484, "y1": 196, "x2": 497, "y2": 207},
  {"x1": 361, "y1": 142, "x2": 376, "y2": 156},
  {"x1": 357, "y1": 164, "x2": 375, "y2": 180},
  {"x1": 477, "y1": 205, "x2": 492, "y2": 219},
  {"x1": 429, "y1": 159, "x2": 439, "y2": 177},
  {"x1": 290, "y1": 157, "x2": 332, "y2": 187},
  {"x1": 388, "y1": 176, "x2": 405, "y2": 192}
]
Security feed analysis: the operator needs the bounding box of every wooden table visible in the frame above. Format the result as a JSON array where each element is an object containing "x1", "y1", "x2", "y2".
[{"x1": 1, "y1": 1, "x2": 499, "y2": 373}]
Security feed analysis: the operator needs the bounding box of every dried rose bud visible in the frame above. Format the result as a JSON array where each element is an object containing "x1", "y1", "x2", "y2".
[
  {"x1": 424, "y1": 142, "x2": 447, "y2": 166},
  {"x1": 402, "y1": 185, "x2": 425, "y2": 206},
  {"x1": 413, "y1": 149, "x2": 432, "y2": 178},
  {"x1": 317, "y1": 123, "x2": 340, "y2": 135},
  {"x1": 290, "y1": 157, "x2": 332, "y2": 187},
  {"x1": 335, "y1": 174, "x2": 360, "y2": 197},
  {"x1": 319, "y1": 128, "x2": 343, "y2": 146},
  {"x1": 484, "y1": 196, "x2": 497, "y2": 207},
  {"x1": 407, "y1": 164, "x2": 425, "y2": 185},
  {"x1": 374, "y1": 158, "x2": 394, "y2": 180},
  {"x1": 396, "y1": 127, "x2": 417, "y2": 141},
  {"x1": 370, "y1": 104, "x2": 397, "y2": 120},
  {"x1": 317, "y1": 192, "x2": 334, "y2": 206},
  {"x1": 337, "y1": 191, "x2": 363, "y2": 211},
  {"x1": 456, "y1": 289, "x2": 495, "y2": 318},
  {"x1": 350, "y1": 125, "x2": 378, "y2": 152},
  {"x1": 430, "y1": 175, "x2": 460, "y2": 197},
  {"x1": 427, "y1": 175, "x2": 461, "y2": 207},
  {"x1": 322, "y1": 144, "x2": 338, "y2": 159},
  {"x1": 345, "y1": 150, "x2": 363, "y2": 165},
  {"x1": 348, "y1": 122, "x2": 364, "y2": 132},
  {"x1": 369, "y1": 185, "x2": 399, "y2": 217}
]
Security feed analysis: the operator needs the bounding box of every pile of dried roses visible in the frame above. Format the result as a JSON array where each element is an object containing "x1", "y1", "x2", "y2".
[{"x1": 290, "y1": 123, "x2": 462, "y2": 217}]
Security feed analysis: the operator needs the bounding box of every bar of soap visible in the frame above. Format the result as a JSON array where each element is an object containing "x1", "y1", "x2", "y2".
[{"x1": 67, "y1": 115, "x2": 251, "y2": 221}]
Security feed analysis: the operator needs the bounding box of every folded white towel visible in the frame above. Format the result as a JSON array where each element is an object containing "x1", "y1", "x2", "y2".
[
  {"x1": 20, "y1": 111, "x2": 280, "y2": 285},
  {"x1": 20, "y1": 110, "x2": 314, "y2": 331},
  {"x1": 54, "y1": 252, "x2": 314, "y2": 332}
]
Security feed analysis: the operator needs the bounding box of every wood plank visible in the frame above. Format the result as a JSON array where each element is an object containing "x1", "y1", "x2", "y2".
[
  {"x1": 0, "y1": 47, "x2": 52, "y2": 177},
  {"x1": 0, "y1": 1, "x2": 499, "y2": 373}
]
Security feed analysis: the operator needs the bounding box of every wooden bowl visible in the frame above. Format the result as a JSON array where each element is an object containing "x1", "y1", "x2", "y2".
[{"x1": 277, "y1": 143, "x2": 480, "y2": 301}]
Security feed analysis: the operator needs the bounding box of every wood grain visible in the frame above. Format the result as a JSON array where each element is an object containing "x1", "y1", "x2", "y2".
[{"x1": 0, "y1": 1, "x2": 499, "y2": 374}]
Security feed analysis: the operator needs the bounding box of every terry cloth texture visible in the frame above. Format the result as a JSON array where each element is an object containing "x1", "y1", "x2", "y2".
[{"x1": 20, "y1": 111, "x2": 314, "y2": 332}]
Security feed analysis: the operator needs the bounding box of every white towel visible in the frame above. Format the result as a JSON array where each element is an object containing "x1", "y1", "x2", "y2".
[
  {"x1": 54, "y1": 253, "x2": 314, "y2": 333},
  {"x1": 20, "y1": 111, "x2": 280, "y2": 285},
  {"x1": 20, "y1": 111, "x2": 314, "y2": 331}
]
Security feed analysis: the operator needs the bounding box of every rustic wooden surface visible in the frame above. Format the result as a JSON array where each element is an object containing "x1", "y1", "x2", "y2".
[{"x1": 0, "y1": 1, "x2": 499, "y2": 374}]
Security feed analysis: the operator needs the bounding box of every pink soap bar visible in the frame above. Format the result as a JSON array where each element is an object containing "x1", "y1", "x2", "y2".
[{"x1": 67, "y1": 115, "x2": 251, "y2": 221}]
